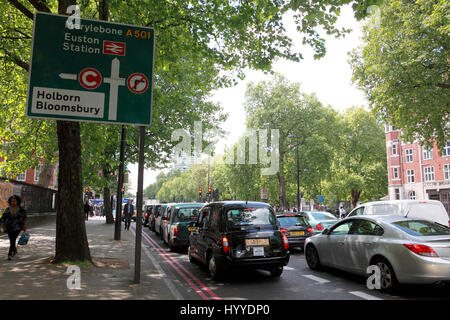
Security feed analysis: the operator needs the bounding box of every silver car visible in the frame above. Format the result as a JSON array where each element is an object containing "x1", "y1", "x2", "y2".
[{"x1": 304, "y1": 215, "x2": 450, "y2": 291}]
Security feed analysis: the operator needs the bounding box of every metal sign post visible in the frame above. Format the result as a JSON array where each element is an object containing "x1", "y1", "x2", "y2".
[{"x1": 134, "y1": 126, "x2": 145, "y2": 283}]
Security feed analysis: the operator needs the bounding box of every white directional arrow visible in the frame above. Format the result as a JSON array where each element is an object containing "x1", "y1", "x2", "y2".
[
  {"x1": 59, "y1": 73, "x2": 77, "y2": 80},
  {"x1": 103, "y1": 58, "x2": 125, "y2": 121}
]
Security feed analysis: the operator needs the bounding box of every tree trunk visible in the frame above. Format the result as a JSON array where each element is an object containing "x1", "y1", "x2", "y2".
[
  {"x1": 103, "y1": 186, "x2": 114, "y2": 224},
  {"x1": 53, "y1": 120, "x2": 92, "y2": 263},
  {"x1": 351, "y1": 189, "x2": 361, "y2": 208}
]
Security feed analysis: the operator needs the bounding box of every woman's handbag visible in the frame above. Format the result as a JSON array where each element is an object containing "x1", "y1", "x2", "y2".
[{"x1": 18, "y1": 232, "x2": 30, "y2": 245}]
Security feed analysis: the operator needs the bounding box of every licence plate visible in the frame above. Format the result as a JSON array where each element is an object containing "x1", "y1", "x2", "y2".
[
  {"x1": 246, "y1": 238, "x2": 269, "y2": 246},
  {"x1": 188, "y1": 227, "x2": 196, "y2": 231},
  {"x1": 290, "y1": 231, "x2": 304, "y2": 236},
  {"x1": 253, "y1": 247, "x2": 264, "y2": 256}
]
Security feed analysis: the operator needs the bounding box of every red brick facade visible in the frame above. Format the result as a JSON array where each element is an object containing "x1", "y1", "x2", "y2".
[{"x1": 385, "y1": 125, "x2": 450, "y2": 213}]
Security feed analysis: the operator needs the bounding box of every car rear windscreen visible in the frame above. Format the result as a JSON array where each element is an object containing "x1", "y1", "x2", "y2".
[
  {"x1": 310, "y1": 212, "x2": 337, "y2": 221},
  {"x1": 392, "y1": 220, "x2": 450, "y2": 237},
  {"x1": 278, "y1": 216, "x2": 308, "y2": 227},
  {"x1": 174, "y1": 207, "x2": 201, "y2": 222},
  {"x1": 227, "y1": 207, "x2": 277, "y2": 226}
]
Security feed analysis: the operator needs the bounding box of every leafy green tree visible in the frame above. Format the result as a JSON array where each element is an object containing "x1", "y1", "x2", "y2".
[
  {"x1": 324, "y1": 107, "x2": 387, "y2": 207},
  {"x1": 350, "y1": 0, "x2": 450, "y2": 150},
  {"x1": 244, "y1": 74, "x2": 339, "y2": 209}
]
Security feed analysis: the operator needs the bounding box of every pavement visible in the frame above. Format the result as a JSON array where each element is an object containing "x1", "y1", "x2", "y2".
[{"x1": 0, "y1": 216, "x2": 177, "y2": 300}]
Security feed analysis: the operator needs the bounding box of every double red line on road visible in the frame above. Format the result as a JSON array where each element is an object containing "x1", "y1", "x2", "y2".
[{"x1": 138, "y1": 228, "x2": 221, "y2": 300}]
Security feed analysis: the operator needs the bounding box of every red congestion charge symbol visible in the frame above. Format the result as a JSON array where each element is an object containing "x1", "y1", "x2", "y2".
[
  {"x1": 79, "y1": 68, "x2": 102, "y2": 89},
  {"x1": 127, "y1": 73, "x2": 149, "y2": 94}
]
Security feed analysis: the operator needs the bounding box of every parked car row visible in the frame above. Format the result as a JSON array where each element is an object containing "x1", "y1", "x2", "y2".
[
  {"x1": 144, "y1": 199, "x2": 449, "y2": 290},
  {"x1": 146, "y1": 201, "x2": 297, "y2": 280}
]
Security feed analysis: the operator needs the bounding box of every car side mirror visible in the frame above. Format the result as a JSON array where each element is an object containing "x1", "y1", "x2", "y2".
[{"x1": 322, "y1": 229, "x2": 329, "y2": 235}]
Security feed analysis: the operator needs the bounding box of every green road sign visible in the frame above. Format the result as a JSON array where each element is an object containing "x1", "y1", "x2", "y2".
[{"x1": 26, "y1": 12, "x2": 155, "y2": 125}]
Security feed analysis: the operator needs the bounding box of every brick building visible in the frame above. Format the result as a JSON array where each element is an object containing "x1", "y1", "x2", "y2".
[
  {"x1": 385, "y1": 125, "x2": 450, "y2": 213},
  {"x1": 0, "y1": 158, "x2": 57, "y2": 189}
]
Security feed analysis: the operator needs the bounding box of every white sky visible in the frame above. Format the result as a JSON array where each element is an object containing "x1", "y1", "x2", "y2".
[{"x1": 128, "y1": 5, "x2": 369, "y2": 194}]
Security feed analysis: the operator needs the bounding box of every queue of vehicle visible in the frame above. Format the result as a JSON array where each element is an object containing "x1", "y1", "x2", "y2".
[{"x1": 142, "y1": 199, "x2": 449, "y2": 291}]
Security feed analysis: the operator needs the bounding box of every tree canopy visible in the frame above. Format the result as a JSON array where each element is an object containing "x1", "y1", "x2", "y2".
[{"x1": 350, "y1": 0, "x2": 449, "y2": 150}]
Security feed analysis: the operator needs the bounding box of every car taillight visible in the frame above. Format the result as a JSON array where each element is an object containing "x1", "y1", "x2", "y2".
[
  {"x1": 403, "y1": 244, "x2": 439, "y2": 257},
  {"x1": 282, "y1": 234, "x2": 289, "y2": 250},
  {"x1": 280, "y1": 228, "x2": 288, "y2": 234},
  {"x1": 307, "y1": 227, "x2": 314, "y2": 233},
  {"x1": 316, "y1": 224, "x2": 324, "y2": 231},
  {"x1": 173, "y1": 225, "x2": 178, "y2": 236},
  {"x1": 222, "y1": 237, "x2": 229, "y2": 254}
]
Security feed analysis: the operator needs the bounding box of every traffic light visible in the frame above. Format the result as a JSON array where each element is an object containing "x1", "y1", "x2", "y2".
[
  {"x1": 208, "y1": 185, "x2": 212, "y2": 193},
  {"x1": 198, "y1": 187, "x2": 202, "y2": 196},
  {"x1": 122, "y1": 185, "x2": 125, "y2": 193},
  {"x1": 84, "y1": 187, "x2": 89, "y2": 193}
]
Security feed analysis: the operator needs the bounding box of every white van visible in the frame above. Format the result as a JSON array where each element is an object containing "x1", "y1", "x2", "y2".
[{"x1": 346, "y1": 200, "x2": 450, "y2": 227}]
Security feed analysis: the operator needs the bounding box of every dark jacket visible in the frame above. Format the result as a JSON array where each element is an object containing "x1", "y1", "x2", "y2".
[
  {"x1": 0, "y1": 207, "x2": 27, "y2": 233},
  {"x1": 123, "y1": 204, "x2": 134, "y2": 218}
]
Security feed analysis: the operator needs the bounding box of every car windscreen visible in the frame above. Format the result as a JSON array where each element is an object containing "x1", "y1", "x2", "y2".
[
  {"x1": 278, "y1": 216, "x2": 308, "y2": 227},
  {"x1": 392, "y1": 220, "x2": 450, "y2": 237},
  {"x1": 227, "y1": 207, "x2": 277, "y2": 226},
  {"x1": 173, "y1": 207, "x2": 201, "y2": 222},
  {"x1": 310, "y1": 212, "x2": 337, "y2": 221}
]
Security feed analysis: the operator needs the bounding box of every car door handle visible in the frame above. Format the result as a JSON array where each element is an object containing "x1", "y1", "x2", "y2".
[{"x1": 338, "y1": 242, "x2": 345, "y2": 246}]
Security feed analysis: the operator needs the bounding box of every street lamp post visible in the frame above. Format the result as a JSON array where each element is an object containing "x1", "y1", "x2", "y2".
[{"x1": 289, "y1": 134, "x2": 301, "y2": 212}]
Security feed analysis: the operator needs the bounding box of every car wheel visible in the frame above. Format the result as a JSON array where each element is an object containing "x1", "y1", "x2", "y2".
[
  {"x1": 208, "y1": 255, "x2": 222, "y2": 281},
  {"x1": 374, "y1": 257, "x2": 399, "y2": 292},
  {"x1": 270, "y1": 266, "x2": 283, "y2": 277},
  {"x1": 305, "y1": 244, "x2": 322, "y2": 271}
]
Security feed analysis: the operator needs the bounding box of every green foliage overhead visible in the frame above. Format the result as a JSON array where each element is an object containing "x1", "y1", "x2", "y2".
[{"x1": 350, "y1": 0, "x2": 449, "y2": 150}]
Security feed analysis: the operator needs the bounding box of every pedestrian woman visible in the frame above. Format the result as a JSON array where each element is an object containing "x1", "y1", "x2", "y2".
[{"x1": 0, "y1": 195, "x2": 27, "y2": 260}]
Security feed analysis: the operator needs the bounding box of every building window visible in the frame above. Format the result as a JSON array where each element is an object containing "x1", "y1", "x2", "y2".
[
  {"x1": 443, "y1": 141, "x2": 450, "y2": 157},
  {"x1": 444, "y1": 164, "x2": 450, "y2": 180},
  {"x1": 405, "y1": 149, "x2": 413, "y2": 162},
  {"x1": 392, "y1": 143, "x2": 398, "y2": 156},
  {"x1": 424, "y1": 167, "x2": 435, "y2": 182},
  {"x1": 408, "y1": 191, "x2": 416, "y2": 200},
  {"x1": 34, "y1": 164, "x2": 43, "y2": 182},
  {"x1": 393, "y1": 167, "x2": 399, "y2": 180},
  {"x1": 423, "y1": 147, "x2": 433, "y2": 160},
  {"x1": 407, "y1": 169, "x2": 415, "y2": 183},
  {"x1": 17, "y1": 172, "x2": 26, "y2": 181},
  {"x1": 394, "y1": 189, "x2": 400, "y2": 200}
]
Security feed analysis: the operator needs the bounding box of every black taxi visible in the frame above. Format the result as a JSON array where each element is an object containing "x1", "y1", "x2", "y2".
[{"x1": 188, "y1": 201, "x2": 290, "y2": 280}]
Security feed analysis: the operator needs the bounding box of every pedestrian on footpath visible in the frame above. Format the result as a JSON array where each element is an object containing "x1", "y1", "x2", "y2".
[
  {"x1": 123, "y1": 200, "x2": 134, "y2": 230},
  {"x1": 84, "y1": 201, "x2": 91, "y2": 221},
  {"x1": 339, "y1": 205, "x2": 347, "y2": 219},
  {"x1": 0, "y1": 195, "x2": 27, "y2": 261}
]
